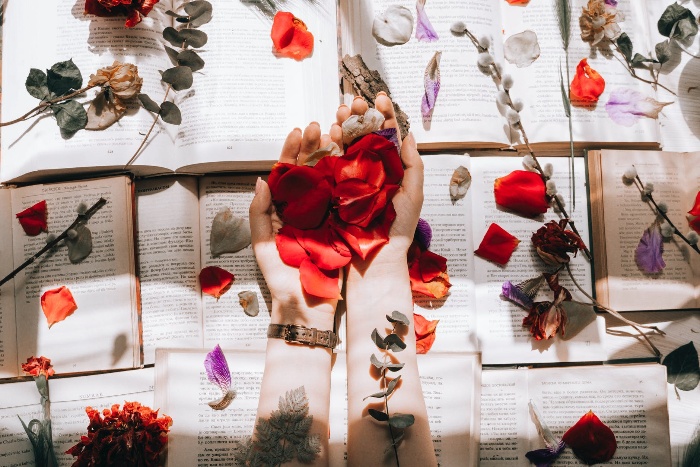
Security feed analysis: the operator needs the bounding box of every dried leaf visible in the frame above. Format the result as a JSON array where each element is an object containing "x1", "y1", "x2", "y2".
[
  {"x1": 199, "y1": 266, "x2": 235, "y2": 299},
  {"x1": 504, "y1": 30, "x2": 541, "y2": 68},
  {"x1": 421, "y1": 51, "x2": 441, "y2": 119},
  {"x1": 205, "y1": 344, "x2": 235, "y2": 410},
  {"x1": 474, "y1": 223, "x2": 520, "y2": 266},
  {"x1": 41, "y1": 286, "x2": 78, "y2": 328},
  {"x1": 414, "y1": 312, "x2": 439, "y2": 354},
  {"x1": 415, "y1": 0, "x2": 438, "y2": 42},
  {"x1": 449, "y1": 166, "x2": 471, "y2": 200},
  {"x1": 210, "y1": 208, "x2": 251, "y2": 257},
  {"x1": 658, "y1": 3, "x2": 698, "y2": 40},
  {"x1": 368, "y1": 408, "x2": 389, "y2": 422},
  {"x1": 341, "y1": 108, "x2": 385, "y2": 145},
  {"x1": 388, "y1": 413, "x2": 415, "y2": 429},
  {"x1": 85, "y1": 91, "x2": 125, "y2": 130},
  {"x1": 635, "y1": 225, "x2": 665, "y2": 274},
  {"x1": 65, "y1": 224, "x2": 93, "y2": 263},
  {"x1": 386, "y1": 310, "x2": 410, "y2": 326},
  {"x1": 663, "y1": 342, "x2": 700, "y2": 392},
  {"x1": 238, "y1": 290, "x2": 259, "y2": 317},
  {"x1": 562, "y1": 411, "x2": 617, "y2": 464},
  {"x1": 372, "y1": 5, "x2": 413, "y2": 46},
  {"x1": 605, "y1": 88, "x2": 672, "y2": 127},
  {"x1": 16, "y1": 200, "x2": 48, "y2": 236}
]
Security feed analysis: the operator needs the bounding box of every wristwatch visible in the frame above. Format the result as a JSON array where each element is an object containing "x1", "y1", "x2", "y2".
[{"x1": 267, "y1": 324, "x2": 338, "y2": 350}]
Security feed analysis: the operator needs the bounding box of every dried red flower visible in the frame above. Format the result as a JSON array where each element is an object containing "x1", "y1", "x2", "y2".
[
  {"x1": 66, "y1": 401, "x2": 172, "y2": 467},
  {"x1": 199, "y1": 266, "x2": 235, "y2": 299},
  {"x1": 414, "y1": 313, "x2": 439, "y2": 354},
  {"x1": 16, "y1": 200, "x2": 48, "y2": 236},
  {"x1": 522, "y1": 273, "x2": 570, "y2": 340},
  {"x1": 407, "y1": 241, "x2": 451, "y2": 298},
  {"x1": 41, "y1": 286, "x2": 78, "y2": 328},
  {"x1": 22, "y1": 356, "x2": 55, "y2": 379},
  {"x1": 570, "y1": 58, "x2": 605, "y2": 103},
  {"x1": 562, "y1": 410, "x2": 617, "y2": 464},
  {"x1": 270, "y1": 11, "x2": 314, "y2": 60},
  {"x1": 474, "y1": 223, "x2": 520, "y2": 266},
  {"x1": 494, "y1": 170, "x2": 549, "y2": 217},
  {"x1": 84, "y1": 0, "x2": 159, "y2": 28},
  {"x1": 531, "y1": 219, "x2": 585, "y2": 266}
]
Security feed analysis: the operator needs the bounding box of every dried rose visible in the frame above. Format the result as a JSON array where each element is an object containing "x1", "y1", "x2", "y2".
[
  {"x1": 531, "y1": 219, "x2": 585, "y2": 266},
  {"x1": 84, "y1": 0, "x2": 159, "y2": 28},
  {"x1": 579, "y1": 0, "x2": 623, "y2": 45},
  {"x1": 522, "y1": 273, "x2": 570, "y2": 340},
  {"x1": 22, "y1": 356, "x2": 55, "y2": 379},
  {"x1": 570, "y1": 58, "x2": 605, "y2": 103},
  {"x1": 88, "y1": 62, "x2": 143, "y2": 112},
  {"x1": 562, "y1": 410, "x2": 617, "y2": 464}
]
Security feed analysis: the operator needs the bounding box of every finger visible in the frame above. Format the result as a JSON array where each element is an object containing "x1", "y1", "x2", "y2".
[
  {"x1": 336, "y1": 104, "x2": 351, "y2": 125},
  {"x1": 298, "y1": 122, "x2": 321, "y2": 165},
  {"x1": 329, "y1": 123, "x2": 343, "y2": 149},
  {"x1": 350, "y1": 95, "x2": 369, "y2": 115},
  {"x1": 375, "y1": 92, "x2": 398, "y2": 134},
  {"x1": 249, "y1": 177, "x2": 275, "y2": 248},
  {"x1": 279, "y1": 128, "x2": 302, "y2": 165},
  {"x1": 319, "y1": 133, "x2": 332, "y2": 148},
  {"x1": 400, "y1": 133, "x2": 424, "y2": 202}
]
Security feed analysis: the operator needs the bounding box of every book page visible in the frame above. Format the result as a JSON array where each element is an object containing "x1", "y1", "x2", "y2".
[
  {"x1": 136, "y1": 177, "x2": 203, "y2": 364},
  {"x1": 598, "y1": 150, "x2": 698, "y2": 310},
  {"x1": 11, "y1": 176, "x2": 139, "y2": 374},
  {"x1": 500, "y1": 1, "x2": 659, "y2": 147},
  {"x1": 527, "y1": 364, "x2": 671, "y2": 466},
  {"x1": 1, "y1": 1, "x2": 178, "y2": 182},
  {"x1": 415, "y1": 155, "x2": 478, "y2": 353},
  {"x1": 198, "y1": 176, "x2": 270, "y2": 350},
  {"x1": 155, "y1": 348, "x2": 263, "y2": 467},
  {"x1": 470, "y1": 156, "x2": 606, "y2": 364},
  {"x1": 174, "y1": 0, "x2": 340, "y2": 173},
  {"x1": 0, "y1": 188, "x2": 18, "y2": 378},
  {"x1": 49, "y1": 368, "x2": 155, "y2": 466},
  {"x1": 0, "y1": 380, "x2": 43, "y2": 465},
  {"x1": 339, "y1": 0, "x2": 509, "y2": 148},
  {"x1": 329, "y1": 352, "x2": 348, "y2": 467}
]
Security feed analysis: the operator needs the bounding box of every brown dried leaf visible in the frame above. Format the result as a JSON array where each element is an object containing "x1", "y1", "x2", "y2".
[
  {"x1": 238, "y1": 290, "x2": 260, "y2": 317},
  {"x1": 65, "y1": 224, "x2": 93, "y2": 263},
  {"x1": 210, "y1": 208, "x2": 251, "y2": 257},
  {"x1": 449, "y1": 165, "x2": 471, "y2": 200}
]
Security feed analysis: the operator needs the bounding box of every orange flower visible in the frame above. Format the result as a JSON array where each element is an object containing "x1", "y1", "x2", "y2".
[
  {"x1": 199, "y1": 266, "x2": 235, "y2": 299},
  {"x1": 414, "y1": 313, "x2": 439, "y2": 354},
  {"x1": 570, "y1": 58, "x2": 605, "y2": 103},
  {"x1": 270, "y1": 11, "x2": 314, "y2": 60},
  {"x1": 22, "y1": 356, "x2": 55, "y2": 379},
  {"x1": 41, "y1": 286, "x2": 78, "y2": 328}
]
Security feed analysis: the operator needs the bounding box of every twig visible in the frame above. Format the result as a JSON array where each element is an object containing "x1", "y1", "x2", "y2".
[
  {"x1": 124, "y1": 86, "x2": 172, "y2": 168},
  {"x1": 611, "y1": 43, "x2": 677, "y2": 96},
  {"x1": 0, "y1": 85, "x2": 97, "y2": 127}
]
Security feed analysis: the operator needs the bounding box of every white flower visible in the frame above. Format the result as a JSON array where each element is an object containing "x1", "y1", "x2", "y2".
[{"x1": 502, "y1": 74, "x2": 514, "y2": 90}]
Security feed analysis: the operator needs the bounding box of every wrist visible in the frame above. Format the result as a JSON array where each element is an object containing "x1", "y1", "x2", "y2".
[{"x1": 270, "y1": 297, "x2": 336, "y2": 331}]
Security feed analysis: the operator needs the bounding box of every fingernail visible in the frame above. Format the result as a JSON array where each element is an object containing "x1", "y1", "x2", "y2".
[
  {"x1": 377, "y1": 91, "x2": 387, "y2": 97},
  {"x1": 255, "y1": 177, "x2": 263, "y2": 195},
  {"x1": 338, "y1": 104, "x2": 349, "y2": 110},
  {"x1": 353, "y1": 95, "x2": 365, "y2": 102},
  {"x1": 310, "y1": 121, "x2": 320, "y2": 127}
]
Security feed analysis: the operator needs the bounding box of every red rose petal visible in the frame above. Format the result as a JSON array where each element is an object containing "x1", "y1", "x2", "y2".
[
  {"x1": 299, "y1": 257, "x2": 340, "y2": 299},
  {"x1": 268, "y1": 163, "x2": 332, "y2": 230},
  {"x1": 338, "y1": 133, "x2": 403, "y2": 185},
  {"x1": 295, "y1": 223, "x2": 352, "y2": 270},
  {"x1": 570, "y1": 58, "x2": 605, "y2": 103},
  {"x1": 689, "y1": 215, "x2": 700, "y2": 234},
  {"x1": 475, "y1": 223, "x2": 520, "y2": 266},
  {"x1": 276, "y1": 226, "x2": 308, "y2": 268},
  {"x1": 494, "y1": 170, "x2": 549, "y2": 217},
  {"x1": 408, "y1": 243, "x2": 451, "y2": 298},
  {"x1": 688, "y1": 190, "x2": 700, "y2": 216},
  {"x1": 41, "y1": 286, "x2": 78, "y2": 328},
  {"x1": 418, "y1": 249, "x2": 448, "y2": 283},
  {"x1": 199, "y1": 266, "x2": 235, "y2": 299},
  {"x1": 333, "y1": 202, "x2": 396, "y2": 260},
  {"x1": 16, "y1": 200, "x2": 48, "y2": 236},
  {"x1": 562, "y1": 410, "x2": 617, "y2": 464},
  {"x1": 271, "y1": 11, "x2": 314, "y2": 61},
  {"x1": 414, "y1": 313, "x2": 439, "y2": 354}
]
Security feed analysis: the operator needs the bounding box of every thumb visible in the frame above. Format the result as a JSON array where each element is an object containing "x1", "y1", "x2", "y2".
[
  {"x1": 249, "y1": 177, "x2": 274, "y2": 247},
  {"x1": 400, "y1": 133, "x2": 424, "y2": 204}
]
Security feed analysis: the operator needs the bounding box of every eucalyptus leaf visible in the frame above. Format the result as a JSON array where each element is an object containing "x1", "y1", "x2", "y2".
[
  {"x1": 163, "y1": 27, "x2": 184, "y2": 47},
  {"x1": 51, "y1": 100, "x2": 87, "y2": 133},
  {"x1": 631, "y1": 53, "x2": 655, "y2": 69},
  {"x1": 368, "y1": 409, "x2": 389, "y2": 422},
  {"x1": 384, "y1": 333, "x2": 406, "y2": 352},
  {"x1": 370, "y1": 353, "x2": 384, "y2": 370},
  {"x1": 662, "y1": 342, "x2": 700, "y2": 391},
  {"x1": 385, "y1": 362, "x2": 405, "y2": 372},
  {"x1": 388, "y1": 413, "x2": 415, "y2": 429},
  {"x1": 25, "y1": 68, "x2": 50, "y2": 100},
  {"x1": 164, "y1": 45, "x2": 180, "y2": 66},
  {"x1": 386, "y1": 310, "x2": 410, "y2": 326},
  {"x1": 138, "y1": 94, "x2": 161, "y2": 114},
  {"x1": 616, "y1": 33, "x2": 633, "y2": 62},
  {"x1": 363, "y1": 390, "x2": 387, "y2": 400},
  {"x1": 655, "y1": 40, "x2": 672, "y2": 65},
  {"x1": 674, "y1": 17, "x2": 698, "y2": 42},
  {"x1": 371, "y1": 329, "x2": 387, "y2": 350},
  {"x1": 47, "y1": 59, "x2": 82, "y2": 97},
  {"x1": 658, "y1": 3, "x2": 697, "y2": 39},
  {"x1": 179, "y1": 29, "x2": 208, "y2": 48},
  {"x1": 159, "y1": 101, "x2": 182, "y2": 125},
  {"x1": 184, "y1": 0, "x2": 213, "y2": 28},
  {"x1": 65, "y1": 224, "x2": 93, "y2": 263},
  {"x1": 386, "y1": 375, "x2": 401, "y2": 396},
  {"x1": 177, "y1": 49, "x2": 205, "y2": 72},
  {"x1": 162, "y1": 66, "x2": 193, "y2": 91}
]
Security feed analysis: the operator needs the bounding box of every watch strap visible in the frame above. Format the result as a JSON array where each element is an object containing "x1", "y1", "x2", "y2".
[{"x1": 267, "y1": 324, "x2": 338, "y2": 349}]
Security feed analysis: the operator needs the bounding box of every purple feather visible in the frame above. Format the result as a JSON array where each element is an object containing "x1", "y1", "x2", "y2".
[
  {"x1": 502, "y1": 280, "x2": 534, "y2": 309},
  {"x1": 204, "y1": 344, "x2": 231, "y2": 393},
  {"x1": 635, "y1": 225, "x2": 665, "y2": 274},
  {"x1": 374, "y1": 127, "x2": 400, "y2": 153},
  {"x1": 414, "y1": 218, "x2": 432, "y2": 249},
  {"x1": 415, "y1": 0, "x2": 439, "y2": 42},
  {"x1": 421, "y1": 52, "x2": 441, "y2": 119}
]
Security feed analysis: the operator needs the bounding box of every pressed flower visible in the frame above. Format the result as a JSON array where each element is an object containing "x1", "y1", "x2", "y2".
[
  {"x1": 421, "y1": 51, "x2": 441, "y2": 119},
  {"x1": 268, "y1": 162, "x2": 333, "y2": 230},
  {"x1": 205, "y1": 344, "x2": 235, "y2": 410},
  {"x1": 41, "y1": 286, "x2": 78, "y2": 328},
  {"x1": 494, "y1": 170, "x2": 549, "y2": 217},
  {"x1": 570, "y1": 58, "x2": 605, "y2": 103},
  {"x1": 579, "y1": 0, "x2": 623, "y2": 45},
  {"x1": 605, "y1": 88, "x2": 672, "y2": 126},
  {"x1": 503, "y1": 30, "x2": 540, "y2": 68},
  {"x1": 526, "y1": 401, "x2": 565, "y2": 467},
  {"x1": 522, "y1": 273, "x2": 570, "y2": 340},
  {"x1": 562, "y1": 410, "x2": 617, "y2": 464},
  {"x1": 199, "y1": 266, "x2": 235, "y2": 299},
  {"x1": 408, "y1": 241, "x2": 451, "y2": 298},
  {"x1": 474, "y1": 223, "x2": 520, "y2": 266},
  {"x1": 84, "y1": 0, "x2": 159, "y2": 28},
  {"x1": 415, "y1": 0, "x2": 438, "y2": 42},
  {"x1": 449, "y1": 166, "x2": 471, "y2": 200},
  {"x1": 16, "y1": 200, "x2": 48, "y2": 236},
  {"x1": 531, "y1": 219, "x2": 586, "y2": 266},
  {"x1": 414, "y1": 313, "x2": 439, "y2": 354},
  {"x1": 270, "y1": 11, "x2": 314, "y2": 60},
  {"x1": 22, "y1": 356, "x2": 55, "y2": 379},
  {"x1": 635, "y1": 225, "x2": 665, "y2": 274}
]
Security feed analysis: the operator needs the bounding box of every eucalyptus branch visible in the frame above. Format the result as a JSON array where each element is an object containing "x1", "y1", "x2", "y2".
[
  {"x1": 124, "y1": 85, "x2": 172, "y2": 168},
  {"x1": 0, "y1": 85, "x2": 97, "y2": 127},
  {"x1": 0, "y1": 198, "x2": 107, "y2": 288},
  {"x1": 382, "y1": 324, "x2": 400, "y2": 466},
  {"x1": 611, "y1": 42, "x2": 677, "y2": 95}
]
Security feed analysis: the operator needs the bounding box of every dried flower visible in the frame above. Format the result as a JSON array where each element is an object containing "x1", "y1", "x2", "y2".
[
  {"x1": 532, "y1": 219, "x2": 585, "y2": 266},
  {"x1": 657, "y1": 202, "x2": 668, "y2": 213},
  {"x1": 478, "y1": 35, "x2": 491, "y2": 49},
  {"x1": 88, "y1": 62, "x2": 143, "y2": 112},
  {"x1": 570, "y1": 58, "x2": 605, "y2": 103},
  {"x1": 523, "y1": 273, "x2": 570, "y2": 340},
  {"x1": 506, "y1": 108, "x2": 520, "y2": 125},
  {"x1": 22, "y1": 356, "x2": 55, "y2": 379},
  {"x1": 643, "y1": 182, "x2": 654, "y2": 196},
  {"x1": 522, "y1": 155, "x2": 537, "y2": 171},
  {"x1": 579, "y1": 0, "x2": 623, "y2": 45},
  {"x1": 84, "y1": 0, "x2": 159, "y2": 28},
  {"x1": 512, "y1": 98, "x2": 524, "y2": 112}
]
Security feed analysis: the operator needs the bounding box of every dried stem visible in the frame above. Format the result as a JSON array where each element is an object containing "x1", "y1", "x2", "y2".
[
  {"x1": 124, "y1": 85, "x2": 172, "y2": 168},
  {"x1": 0, "y1": 198, "x2": 107, "y2": 287},
  {"x1": 383, "y1": 323, "x2": 400, "y2": 466},
  {"x1": 611, "y1": 43, "x2": 677, "y2": 96},
  {"x1": 0, "y1": 85, "x2": 97, "y2": 127}
]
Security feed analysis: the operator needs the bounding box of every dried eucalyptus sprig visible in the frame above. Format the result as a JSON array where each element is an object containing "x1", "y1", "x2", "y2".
[
  {"x1": 365, "y1": 311, "x2": 414, "y2": 466},
  {"x1": 0, "y1": 198, "x2": 107, "y2": 288},
  {"x1": 126, "y1": 0, "x2": 212, "y2": 167}
]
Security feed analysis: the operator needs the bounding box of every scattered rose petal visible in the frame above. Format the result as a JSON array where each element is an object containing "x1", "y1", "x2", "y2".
[
  {"x1": 199, "y1": 266, "x2": 235, "y2": 299},
  {"x1": 238, "y1": 290, "x2": 259, "y2": 317},
  {"x1": 299, "y1": 257, "x2": 340, "y2": 299},
  {"x1": 504, "y1": 30, "x2": 540, "y2": 68},
  {"x1": 421, "y1": 51, "x2": 441, "y2": 119},
  {"x1": 494, "y1": 170, "x2": 549, "y2": 217},
  {"x1": 16, "y1": 200, "x2": 48, "y2": 236},
  {"x1": 414, "y1": 218, "x2": 432, "y2": 249},
  {"x1": 689, "y1": 191, "x2": 700, "y2": 233},
  {"x1": 84, "y1": 0, "x2": 159, "y2": 28},
  {"x1": 414, "y1": 313, "x2": 439, "y2": 354},
  {"x1": 65, "y1": 224, "x2": 93, "y2": 264},
  {"x1": 506, "y1": 0, "x2": 531, "y2": 4},
  {"x1": 562, "y1": 411, "x2": 617, "y2": 464},
  {"x1": 415, "y1": 0, "x2": 438, "y2": 42},
  {"x1": 501, "y1": 280, "x2": 534, "y2": 309},
  {"x1": 449, "y1": 165, "x2": 471, "y2": 200},
  {"x1": 304, "y1": 142, "x2": 342, "y2": 167},
  {"x1": 372, "y1": 5, "x2": 413, "y2": 46},
  {"x1": 605, "y1": 88, "x2": 672, "y2": 126},
  {"x1": 408, "y1": 241, "x2": 451, "y2": 298},
  {"x1": 270, "y1": 11, "x2": 314, "y2": 60},
  {"x1": 268, "y1": 162, "x2": 332, "y2": 230},
  {"x1": 341, "y1": 107, "x2": 386, "y2": 145},
  {"x1": 475, "y1": 223, "x2": 520, "y2": 266},
  {"x1": 205, "y1": 344, "x2": 235, "y2": 410},
  {"x1": 22, "y1": 356, "x2": 55, "y2": 378},
  {"x1": 41, "y1": 286, "x2": 78, "y2": 328},
  {"x1": 635, "y1": 225, "x2": 665, "y2": 274},
  {"x1": 689, "y1": 191, "x2": 700, "y2": 217},
  {"x1": 210, "y1": 208, "x2": 251, "y2": 257},
  {"x1": 570, "y1": 58, "x2": 605, "y2": 104}
]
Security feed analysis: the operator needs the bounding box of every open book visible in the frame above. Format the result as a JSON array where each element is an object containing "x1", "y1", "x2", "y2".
[
  {"x1": 154, "y1": 348, "x2": 481, "y2": 467},
  {"x1": 0, "y1": 175, "x2": 140, "y2": 379},
  {"x1": 0, "y1": 0, "x2": 339, "y2": 183},
  {"x1": 479, "y1": 363, "x2": 671, "y2": 466},
  {"x1": 339, "y1": 0, "x2": 699, "y2": 151},
  {"x1": 588, "y1": 149, "x2": 700, "y2": 311}
]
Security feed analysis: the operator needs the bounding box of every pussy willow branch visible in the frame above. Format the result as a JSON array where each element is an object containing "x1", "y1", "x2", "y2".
[
  {"x1": 464, "y1": 26, "x2": 591, "y2": 260},
  {"x1": 0, "y1": 198, "x2": 107, "y2": 287},
  {"x1": 610, "y1": 42, "x2": 677, "y2": 96},
  {"x1": 0, "y1": 85, "x2": 98, "y2": 127},
  {"x1": 631, "y1": 173, "x2": 700, "y2": 255}
]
